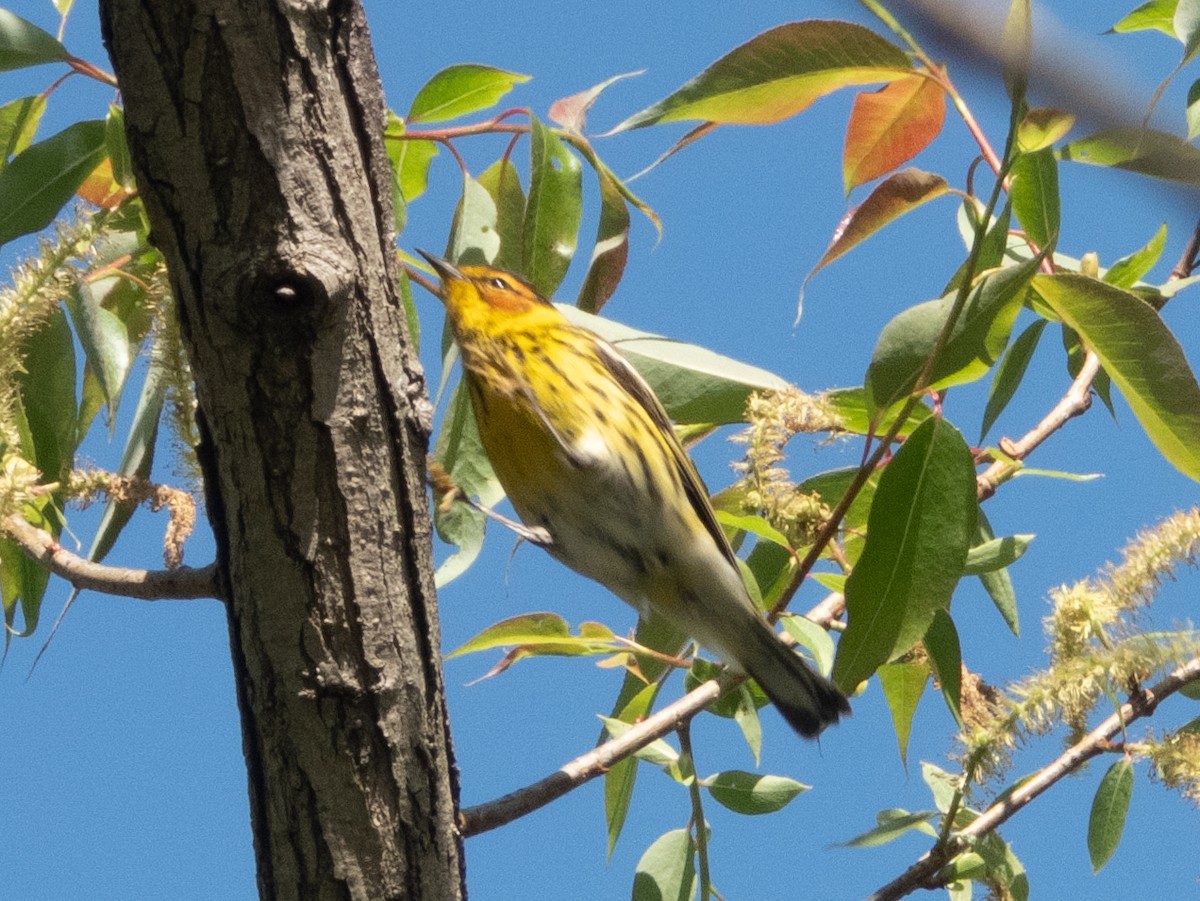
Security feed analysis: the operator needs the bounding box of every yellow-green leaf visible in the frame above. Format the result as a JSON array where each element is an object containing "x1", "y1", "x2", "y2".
[{"x1": 407, "y1": 64, "x2": 530, "y2": 124}]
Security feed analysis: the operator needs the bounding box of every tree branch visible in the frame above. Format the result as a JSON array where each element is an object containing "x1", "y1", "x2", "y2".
[
  {"x1": 459, "y1": 594, "x2": 845, "y2": 837},
  {"x1": 868, "y1": 655, "x2": 1200, "y2": 901},
  {"x1": 3, "y1": 514, "x2": 220, "y2": 600}
]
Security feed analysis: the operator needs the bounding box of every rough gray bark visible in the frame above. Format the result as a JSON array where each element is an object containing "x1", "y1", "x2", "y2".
[{"x1": 98, "y1": 2, "x2": 465, "y2": 898}]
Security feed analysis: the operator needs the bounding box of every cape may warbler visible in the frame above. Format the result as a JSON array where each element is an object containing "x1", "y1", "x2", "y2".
[{"x1": 422, "y1": 251, "x2": 848, "y2": 738}]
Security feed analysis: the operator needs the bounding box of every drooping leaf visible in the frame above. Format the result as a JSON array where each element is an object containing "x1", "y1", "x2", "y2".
[
  {"x1": 824, "y1": 386, "x2": 931, "y2": 437},
  {"x1": 1187, "y1": 79, "x2": 1200, "y2": 140},
  {"x1": 17, "y1": 308, "x2": 77, "y2": 484},
  {"x1": 843, "y1": 74, "x2": 946, "y2": 193},
  {"x1": 878, "y1": 659, "x2": 928, "y2": 765},
  {"x1": 406, "y1": 64, "x2": 530, "y2": 124},
  {"x1": 385, "y1": 112, "x2": 439, "y2": 207},
  {"x1": 613, "y1": 20, "x2": 911, "y2": 130},
  {"x1": 0, "y1": 119, "x2": 106, "y2": 248},
  {"x1": 866, "y1": 257, "x2": 1038, "y2": 415},
  {"x1": 1088, "y1": 759, "x2": 1134, "y2": 872},
  {"x1": 432, "y1": 382, "x2": 504, "y2": 587},
  {"x1": 1032, "y1": 273, "x2": 1200, "y2": 481},
  {"x1": 0, "y1": 9, "x2": 69, "y2": 73},
  {"x1": 810, "y1": 169, "x2": 949, "y2": 277},
  {"x1": 975, "y1": 510, "x2": 1021, "y2": 636},
  {"x1": 0, "y1": 94, "x2": 46, "y2": 165},
  {"x1": 599, "y1": 714, "x2": 679, "y2": 768},
  {"x1": 1015, "y1": 107, "x2": 1076, "y2": 153},
  {"x1": 576, "y1": 163, "x2": 630, "y2": 314},
  {"x1": 632, "y1": 829, "x2": 696, "y2": 901},
  {"x1": 446, "y1": 611, "x2": 616, "y2": 658},
  {"x1": 1104, "y1": 223, "x2": 1167, "y2": 288},
  {"x1": 477, "y1": 158, "x2": 526, "y2": 272},
  {"x1": 65, "y1": 279, "x2": 132, "y2": 426},
  {"x1": 560, "y1": 304, "x2": 789, "y2": 425},
  {"x1": 446, "y1": 173, "x2": 499, "y2": 266},
  {"x1": 1060, "y1": 127, "x2": 1200, "y2": 185},
  {"x1": 606, "y1": 680, "x2": 663, "y2": 857},
  {"x1": 980, "y1": 318, "x2": 1046, "y2": 440},
  {"x1": 731, "y1": 684, "x2": 764, "y2": 764},
  {"x1": 85, "y1": 358, "x2": 167, "y2": 564},
  {"x1": 1009, "y1": 148, "x2": 1059, "y2": 250},
  {"x1": 522, "y1": 115, "x2": 582, "y2": 297},
  {"x1": 705, "y1": 771, "x2": 809, "y2": 815},
  {"x1": 780, "y1": 613, "x2": 836, "y2": 677},
  {"x1": 833, "y1": 417, "x2": 977, "y2": 691},
  {"x1": 924, "y1": 608, "x2": 963, "y2": 726}
]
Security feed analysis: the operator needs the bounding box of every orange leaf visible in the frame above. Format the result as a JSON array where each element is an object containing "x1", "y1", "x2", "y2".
[
  {"x1": 843, "y1": 73, "x2": 945, "y2": 193},
  {"x1": 76, "y1": 158, "x2": 134, "y2": 209}
]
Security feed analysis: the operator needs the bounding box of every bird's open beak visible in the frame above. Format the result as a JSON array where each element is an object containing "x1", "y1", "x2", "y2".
[{"x1": 417, "y1": 249, "x2": 465, "y2": 283}]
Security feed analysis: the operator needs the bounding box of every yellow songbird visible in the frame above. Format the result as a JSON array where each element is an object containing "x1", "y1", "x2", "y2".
[{"x1": 422, "y1": 251, "x2": 848, "y2": 737}]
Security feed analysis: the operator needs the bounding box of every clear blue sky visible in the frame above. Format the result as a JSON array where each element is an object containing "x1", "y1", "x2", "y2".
[{"x1": 3, "y1": 1, "x2": 1199, "y2": 899}]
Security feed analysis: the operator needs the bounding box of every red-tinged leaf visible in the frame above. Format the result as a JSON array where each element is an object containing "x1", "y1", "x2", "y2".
[
  {"x1": 75, "y1": 158, "x2": 134, "y2": 209},
  {"x1": 0, "y1": 9, "x2": 69, "y2": 73},
  {"x1": 549, "y1": 70, "x2": 642, "y2": 134},
  {"x1": 613, "y1": 20, "x2": 911, "y2": 130},
  {"x1": 406, "y1": 64, "x2": 530, "y2": 124},
  {"x1": 810, "y1": 169, "x2": 949, "y2": 276},
  {"x1": 844, "y1": 74, "x2": 946, "y2": 193},
  {"x1": 1016, "y1": 107, "x2": 1076, "y2": 153},
  {"x1": 626, "y1": 121, "x2": 717, "y2": 180},
  {"x1": 1060, "y1": 127, "x2": 1200, "y2": 184},
  {"x1": 832, "y1": 417, "x2": 977, "y2": 691},
  {"x1": 576, "y1": 164, "x2": 630, "y2": 313}
]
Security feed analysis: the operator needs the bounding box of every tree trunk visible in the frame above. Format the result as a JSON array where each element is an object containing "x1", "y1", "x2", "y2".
[{"x1": 98, "y1": 2, "x2": 464, "y2": 898}]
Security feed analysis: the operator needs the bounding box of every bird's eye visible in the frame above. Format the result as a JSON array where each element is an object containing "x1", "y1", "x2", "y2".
[{"x1": 488, "y1": 277, "x2": 509, "y2": 290}]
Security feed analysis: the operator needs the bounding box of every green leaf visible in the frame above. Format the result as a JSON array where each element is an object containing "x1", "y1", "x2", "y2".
[
  {"x1": 447, "y1": 611, "x2": 616, "y2": 658},
  {"x1": 606, "y1": 681, "x2": 662, "y2": 857},
  {"x1": 0, "y1": 119, "x2": 106, "y2": 248},
  {"x1": 963, "y1": 534, "x2": 1034, "y2": 575},
  {"x1": 779, "y1": 612, "x2": 836, "y2": 676},
  {"x1": 477, "y1": 158, "x2": 526, "y2": 273},
  {"x1": 809, "y1": 168, "x2": 949, "y2": 277},
  {"x1": 1031, "y1": 273, "x2": 1200, "y2": 481},
  {"x1": 842, "y1": 808, "x2": 939, "y2": 847},
  {"x1": 731, "y1": 684, "x2": 763, "y2": 764},
  {"x1": 0, "y1": 94, "x2": 46, "y2": 166},
  {"x1": 64, "y1": 280, "x2": 133, "y2": 427},
  {"x1": 1088, "y1": 759, "x2": 1134, "y2": 872},
  {"x1": 1110, "y1": 0, "x2": 1178, "y2": 36},
  {"x1": 975, "y1": 511, "x2": 1020, "y2": 636},
  {"x1": 522, "y1": 116, "x2": 582, "y2": 298},
  {"x1": 714, "y1": 510, "x2": 791, "y2": 550},
  {"x1": 878, "y1": 660, "x2": 928, "y2": 765},
  {"x1": 1176, "y1": 0, "x2": 1200, "y2": 58},
  {"x1": 0, "y1": 9, "x2": 69, "y2": 72},
  {"x1": 613, "y1": 20, "x2": 910, "y2": 130},
  {"x1": 833, "y1": 417, "x2": 977, "y2": 690},
  {"x1": 1003, "y1": 0, "x2": 1033, "y2": 101},
  {"x1": 85, "y1": 360, "x2": 167, "y2": 565},
  {"x1": 976, "y1": 833, "x2": 1029, "y2": 901},
  {"x1": 924, "y1": 608, "x2": 963, "y2": 726},
  {"x1": 559, "y1": 305, "x2": 788, "y2": 425},
  {"x1": 1104, "y1": 223, "x2": 1167, "y2": 288},
  {"x1": 447, "y1": 173, "x2": 499, "y2": 266},
  {"x1": 948, "y1": 203, "x2": 1014, "y2": 292},
  {"x1": 705, "y1": 771, "x2": 809, "y2": 815},
  {"x1": 1188, "y1": 79, "x2": 1200, "y2": 141},
  {"x1": 600, "y1": 715, "x2": 680, "y2": 768},
  {"x1": 825, "y1": 386, "x2": 931, "y2": 437},
  {"x1": 632, "y1": 829, "x2": 696, "y2": 901},
  {"x1": 432, "y1": 382, "x2": 504, "y2": 586},
  {"x1": 406, "y1": 64, "x2": 530, "y2": 124},
  {"x1": 980, "y1": 318, "x2": 1045, "y2": 440},
  {"x1": 921, "y1": 762, "x2": 962, "y2": 814},
  {"x1": 385, "y1": 112, "x2": 438, "y2": 207},
  {"x1": 105, "y1": 104, "x2": 132, "y2": 188},
  {"x1": 576, "y1": 163, "x2": 630, "y2": 314},
  {"x1": 1015, "y1": 107, "x2": 1075, "y2": 153},
  {"x1": 17, "y1": 308, "x2": 77, "y2": 484},
  {"x1": 1060, "y1": 127, "x2": 1200, "y2": 185},
  {"x1": 866, "y1": 258, "x2": 1038, "y2": 415},
  {"x1": 1009, "y1": 148, "x2": 1059, "y2": 250}
]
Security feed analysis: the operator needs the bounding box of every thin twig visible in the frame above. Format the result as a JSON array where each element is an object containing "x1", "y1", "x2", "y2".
[
  {"x1": 3, "y1": 514, "x2": 220, "y2": 601},
  {"x1": 867, "y1": 656, "x2": 1200, "y2": 901}
]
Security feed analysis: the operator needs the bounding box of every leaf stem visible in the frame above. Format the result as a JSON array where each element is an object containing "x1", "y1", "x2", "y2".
[{"x1": 679, "y1": 722, "x2": 712, "y2": 899}]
